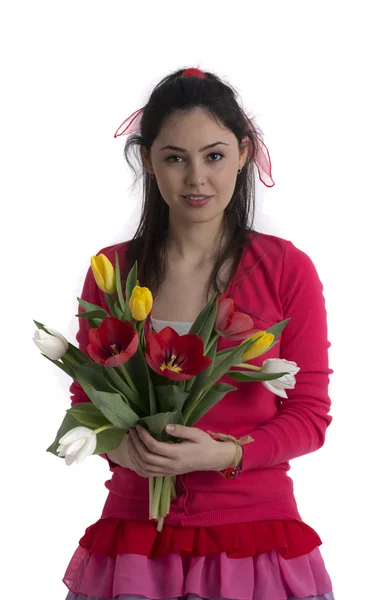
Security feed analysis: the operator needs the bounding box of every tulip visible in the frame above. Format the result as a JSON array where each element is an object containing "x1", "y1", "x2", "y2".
[
  {"x1": 57, "y1": 426, "x2": 97, "y2": 465},
  {"x1": 33, "y1": 327, "x2": 69, "y2": 360},
  {"x1": 87, "y1": 316, "x2": 138, "y2": 367},
  {"x1": 129, "y1": 285, "x2": 153, "y2": 321},
  {"x1": 261, "y1": 358, "x2": 300, "y2": 398},
  {"x1": 215, "y1": 294, "x2": 255, "y2": 340},
  {"x1": 241, "y1": 331, "x2": 275, "y2": 361},
  {"x1": 146, "y1": 326, "x2": 212, "y2": 381},
  {"x1": 91, "y1": 254, "x2": 116, "y2": 294}
]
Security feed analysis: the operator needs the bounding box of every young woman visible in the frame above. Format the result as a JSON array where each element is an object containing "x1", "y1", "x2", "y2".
[{"x1": 63, "y1": 67, "x2": 335, "y2": 600}]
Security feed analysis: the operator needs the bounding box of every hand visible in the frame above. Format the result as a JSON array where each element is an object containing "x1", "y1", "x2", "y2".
[{"x1": 119, "y1": 424, "x2": 236, "y2": 478}]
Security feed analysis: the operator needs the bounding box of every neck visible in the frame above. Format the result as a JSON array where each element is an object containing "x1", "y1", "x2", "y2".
[{"x1": 167, "y1": 212, "x2": 225, "y2": 263}]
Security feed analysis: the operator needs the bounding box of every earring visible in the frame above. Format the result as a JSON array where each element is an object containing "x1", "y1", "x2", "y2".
[{"x1": 237, "y1": 168, "x2": 242, "y2": 174}]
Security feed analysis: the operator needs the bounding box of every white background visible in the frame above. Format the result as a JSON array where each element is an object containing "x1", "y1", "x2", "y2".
[{"x1": 1, "y1": 2, "x2": 370, "y2": 599}]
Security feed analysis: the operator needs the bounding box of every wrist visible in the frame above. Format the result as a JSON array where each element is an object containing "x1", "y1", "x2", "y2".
[{"x1": 213, "y1": 441, "x2": 238, "y2": 471}]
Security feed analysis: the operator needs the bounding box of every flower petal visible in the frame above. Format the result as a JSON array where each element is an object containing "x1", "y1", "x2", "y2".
[
  {"x1": 65, "y1": 453, "x2": 77, "y2": 466},
  {"x1": 65, "y1": 438, "x2": 86, "y2": 455},
  {"x1": 76, "y1": 434, "x2": 97, "y2": 464},
  {"x1": 59, "y1": 426, "x2": 92, "y2": 445},
  {"x1": 262, "y1": 380, "x2": 288, "y2": 398}
]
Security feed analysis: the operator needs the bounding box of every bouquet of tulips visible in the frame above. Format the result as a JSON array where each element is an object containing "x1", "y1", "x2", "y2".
[{"x1": 33, "y1": 252, "x2": 299, "y2": 531}]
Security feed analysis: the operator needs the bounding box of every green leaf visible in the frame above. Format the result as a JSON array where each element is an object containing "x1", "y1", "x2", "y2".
[
  {"x1": 188, "y1": 292, "x2": 217, "y2": 336},
  {"x1": 114, "y1": 301, "x2": 125, "y2": 321},
  {"x1": 154, "y1": 385, "x2": 189, "y2": 413},
  {"x1": 77, "y1": 382, "x2": 139, "y2": 428},
  {"x1": 104, "y1": 292, "x2": 120, "y2": 318},
  {"x1": 66, "y1": 343, "x2": 90, "y2": 364},
  {"x1": 266, "y1": 318, "x2": 290, "y2": 338},
  {"x1": 125, "y1": 344, "x2": 156, "y2": 415},
  {"x1": 33, "y1": 320, "x2": 50, "y2": 334},
  {"x1": 42, "y1": 353, "x2": 74, "y2": 377},
  {"x1": 208, "y1": 333, "x2": 270, "y2": 384},
  {"x1": 198, "y1": 302, "x2": 218, "y2": 348},
  {"x1": 71, "y1": 362, "x2": 116, "y2": 393},
  {"x1": 66, "y1": 403, "x2": 112, "y2": 428},
  {"x1": 77, "y1": 298, "x2": 109, "y2": 316},
  {"x1": 46, "y1": 412, "x2": 81, "y2": 457},
  {"x1": 77, "y1": 310, "x2": 106, "y2": 320},
  {"x1": 227, "y1": 369, "x2": 290, "y2": 382},
  {"x1": 139, "y1": 410, "x2": 184, "y2": 442},
  {"x1": 184, "y1": 338, "x2": 217, "y2": 396},
  {"x1": 87, "y1": 318, "x2": 102, "y2": 328},
  {"x1": 185, "y1": 383, "x2": 237, "y2": 427},
  {"x1": 94, "y1": 427, "x2": 127, "y2": 455},
  {"x1": 115, "y1": 252, "x2": 126, "y2": 313},
  {"x1": 125, "y1": 262, "x2": 138, "y2": 303},
  {"x1": 105, "y1": 367, "x2": 147, "y2": 416}
]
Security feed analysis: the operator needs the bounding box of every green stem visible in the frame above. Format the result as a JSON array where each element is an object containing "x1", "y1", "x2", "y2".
[
  {"x1": 151, "y1": 476, "x2": 163, "y2": 520},
  {"x1": 183, "y1": 388, "x2": 206, "y2": 425},
  {"x1": 92, "y1": 424, "x2": 119, "y2": 435},
  {"x1": 137, "y1": 321, "x2": 146, "y2": 352},
  {"x1": 149, "y1": 477, "x2": 155, "y2": 521},
  {"x1": 62, "y1": 354, "x2": 80, "y2": 367},
  {"x1": 235, "y1": 363, "x2": 262, "y2": 371},
  {"x1": 119, "y1": 364, "x2": 140, "y2": 396},
  {"x1": 160, "y1": 476, "x2": 171, "y2": 517},
  {"x1": 205, "y1": 333, "x2": 218, "y2": 355}
]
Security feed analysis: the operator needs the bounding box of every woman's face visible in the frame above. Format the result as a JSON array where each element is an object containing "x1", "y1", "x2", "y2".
[{"x1": 143, "y1": 107, "x2": 248, "y2": 225}]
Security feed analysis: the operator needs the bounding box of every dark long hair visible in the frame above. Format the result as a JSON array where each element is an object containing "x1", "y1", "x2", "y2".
[{"x1": 123, "y1": 67, "x2": 263, "y2": 298}]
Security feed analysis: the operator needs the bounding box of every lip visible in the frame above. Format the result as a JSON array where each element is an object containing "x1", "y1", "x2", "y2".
[
  {"x1": 181, "y1": 195, "x2": 213, "y2": 208},
  {"x1": 182, "y1": 195, "x2": 212, "y2": 199}
]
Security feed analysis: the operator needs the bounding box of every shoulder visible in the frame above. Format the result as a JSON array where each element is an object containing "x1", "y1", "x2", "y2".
[
  {"x1": 245, "y1": 230, "x2": 317, "y2": 274},
  {"x1": 94, "y1": 239, "x2": 131, "y2": 262}
]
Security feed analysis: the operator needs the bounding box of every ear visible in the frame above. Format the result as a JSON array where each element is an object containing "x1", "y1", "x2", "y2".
[
  {"x1": 239, "y1": 137, "x2": 249, "y2": 169},
  {"x1": 140, "y1": 146, "x2": 154, "y2": 176}
]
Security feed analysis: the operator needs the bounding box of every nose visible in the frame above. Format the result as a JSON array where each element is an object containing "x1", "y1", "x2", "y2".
[{"x1": 184, "y1": 160, "x2": 206, "y2": 187}]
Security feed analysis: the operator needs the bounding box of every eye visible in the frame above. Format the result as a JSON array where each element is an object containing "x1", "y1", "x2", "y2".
[
  {"x1": 207, "y1": 152, "x2": 224, "y2": 161},
  {"x1": 165, "y1": 155, "x2": 183, "y2": 163},
  {"x1": 165, "y1": 152, "x2": 224, "y2": 163}
]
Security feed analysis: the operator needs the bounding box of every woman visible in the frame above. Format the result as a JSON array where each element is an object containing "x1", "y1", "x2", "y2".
[{"x1": 64, "y1": 67, "x2": 335, "y2": 600}]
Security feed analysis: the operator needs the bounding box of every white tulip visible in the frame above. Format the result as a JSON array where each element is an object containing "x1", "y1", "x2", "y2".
[
  {"x1": 33, "y1": 327, "x2": 69, "y2": 360},
  {"x1": 57, "y1": 426, "x2": 97, "y2": 465},
  {"x1": 261, "y1": 358, "x2": 300, "y2": 399}
]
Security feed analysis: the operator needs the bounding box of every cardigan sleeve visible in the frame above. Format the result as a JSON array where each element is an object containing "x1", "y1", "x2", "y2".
[
  {"x1": 241, "y1": 240, "x2": 333, "y2": 471},
  {"x1": 69, "y1": 252, "x2": 119, "y2": 469}
]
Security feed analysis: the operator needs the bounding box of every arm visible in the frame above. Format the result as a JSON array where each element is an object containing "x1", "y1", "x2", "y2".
[{"x1": 241, "y1": 240, "x2": 333, "y2": 471}]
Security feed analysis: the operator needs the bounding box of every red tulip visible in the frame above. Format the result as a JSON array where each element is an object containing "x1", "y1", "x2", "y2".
[
  {"x1": 215, "y1": 294, "x2": 255, "y2": 341},
  {"x1": 146, "y1": 326, "x2": 212, "y2": 381},
  {"x1": 87, "y1": 317, "x2": 138, "y2": 367}
]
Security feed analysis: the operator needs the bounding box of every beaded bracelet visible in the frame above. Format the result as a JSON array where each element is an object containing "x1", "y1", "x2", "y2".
[{"x1": 207, "y1": 431, "x2": 255, "y2": 480}]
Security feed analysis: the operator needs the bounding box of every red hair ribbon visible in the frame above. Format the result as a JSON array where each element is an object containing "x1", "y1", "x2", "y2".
[
  {"x1": 181, "y1": 67, "x2": 207, "y2": 79},
  {"x1": 113, "y1": 69, "x2": 275, "y2": 187}
]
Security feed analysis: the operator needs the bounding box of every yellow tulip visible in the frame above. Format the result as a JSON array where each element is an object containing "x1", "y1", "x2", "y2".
[
  {"x1": 241, "y1": 331, "x2": 275, "y2": 361},
  {"x1": 90, "y1": 254, "x2": 116, "y2": 294},
  {"x1": 129, "y1": 286, "x2": 153, "y2": 321}
]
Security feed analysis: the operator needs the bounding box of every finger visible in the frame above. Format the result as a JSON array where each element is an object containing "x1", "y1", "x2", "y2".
[
  {"x1": 165, "y1": 424, "x2": 204, "y2": 441},
  {"x1": 136, "y1": 426, "x2": 179, "y2": 458},
  {"x1": 130, "y1": 446, "x2": 173, "y2": 478},
  {"x1": 129, "y1": 429, "x2": 173, "y2": 467}
]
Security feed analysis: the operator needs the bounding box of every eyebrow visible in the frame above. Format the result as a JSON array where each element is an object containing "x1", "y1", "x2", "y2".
[{"x1": 159, "y1": 141, "x2": 230, "y2": 152}]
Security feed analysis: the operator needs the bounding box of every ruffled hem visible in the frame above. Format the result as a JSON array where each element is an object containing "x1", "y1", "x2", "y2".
[
  {"x1": 63, "y1": 546, "x2": 333, "y2": 600},
  {"x1": 79, "y1": 517, "x2": 322, "y2": 560},
  {"x1": 66, "y1": 593, "x2": 336, "y2": 600}
]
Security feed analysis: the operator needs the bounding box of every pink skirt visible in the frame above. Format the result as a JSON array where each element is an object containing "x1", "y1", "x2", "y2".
[{"x1": 63, "y1": 544, "x2": 335, "y2": 600}]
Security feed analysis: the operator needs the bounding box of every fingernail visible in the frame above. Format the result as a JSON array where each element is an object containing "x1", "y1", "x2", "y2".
[{"x1": 166, "y1": 424, "x2": 175, "y2": 433}]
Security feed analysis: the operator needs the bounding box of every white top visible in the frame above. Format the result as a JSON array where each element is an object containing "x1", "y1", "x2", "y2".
[{"x1": 151, "y1": 318, "x2": 193, "y2": 336}]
